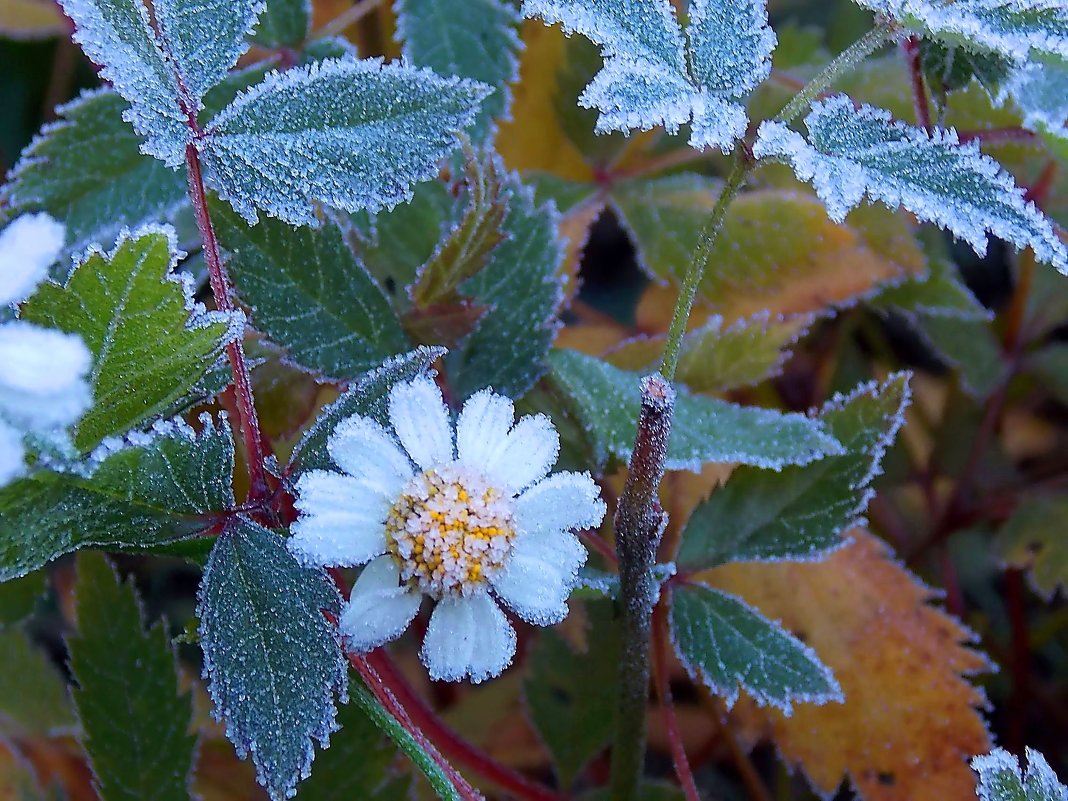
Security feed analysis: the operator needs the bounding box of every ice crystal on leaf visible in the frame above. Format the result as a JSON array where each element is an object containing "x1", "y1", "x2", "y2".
[
  {"x1": 0, "y1": 214, "x2": 91, "y2": 487},
  {"x1": 972, "y1": 747, "x2": 1068, "y2": 801},
  {"x1": 753, "y1": 96, "x2": 1068, "y2": 273},
  {"x1": 522, "y1": 0, "x2": 775, "y2": 152},
  {"x1": 998, "y1": 56, "x2": 1068, "y2": 153},
  {"x1": 200, "y1": 56, "x2": 491, "y2": 226},
  {"x1": 289, "y1": 376, "x2": 606, "y2": 683}
]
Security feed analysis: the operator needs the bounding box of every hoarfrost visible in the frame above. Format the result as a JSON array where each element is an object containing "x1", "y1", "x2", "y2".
[
  {"x1": 972, "y1": 746, "x2": 1068, "y2": 801},
  {"x1": 998, "y1": 56, "x2": 1068, "y2": 148},
  {"x1": 754, "y1": 95, "x2": 1068, "y2": 273}
]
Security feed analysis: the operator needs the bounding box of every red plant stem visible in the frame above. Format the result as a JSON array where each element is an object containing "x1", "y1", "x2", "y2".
[
  {"x1": 1026, "y1": 159, "x2": 1060, "y2": 206},
  {"x1": 652, "y1": 600, "x2": 701, "y2": 801},
  {"x1": 365, "y1": 649, "x2": 566, "y2": 801},
  {"x1": 901, "y1": 36, "x2": 931, "y2": 131},
  {"x1": 348, "y1": 652, "x2": 484, "y2": 801},
  {"x1": 581, "y1": 528, "x2": 619, "y2": 567},
  {"x1": 958, "y1": 127, "x2": 1041, "y2": 145},
  {"x1": 184, "y1": 143, "x2": 270, "y2": 502}
]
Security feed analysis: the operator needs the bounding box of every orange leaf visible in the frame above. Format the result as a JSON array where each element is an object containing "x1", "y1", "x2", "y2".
[
  {"x1": 695, "y1": 529, "x2": 992, "y2": 801},
  {"x1": 0, "y1": 0, "x2": 65, "y2": 39}
]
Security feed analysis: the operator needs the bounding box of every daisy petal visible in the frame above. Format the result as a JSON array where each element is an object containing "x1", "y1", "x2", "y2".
[
  {"x1": 340, "y1": 557, "x2": 421, "y2": 651},
  {"x1": 0, "y1": 420, "x2": 25, "y2": 487},
  {"x1": 0, "y1": 213, "x2": 66, "y2": 305},
  {"x1": 492, "y1": 529, "x2": 586, "y2": 625},
  {"x1": 420, "y1": 592, "x2": 516, "y2": 683},
  {"x1": 515, "y1": 471, "x2": 607, "y2": 539},
  {"x1": 328, "y1": 415, "x2": 414, "y2": 498},
  {"x1": 482, "y1": 414, "x2": 559, "y2": 494},
  {"x1": 455, "y1": 389, "x2": 514, "y2": 469},
  {"x1": 388, "y1": 376, "x2": 454, "y2": 470},
  {"x1": 0, "y1": 322, "x2": 91, "y2": 430},
  {"x1": 290, "y1": 471, "x2": 388, "y2": 567}
]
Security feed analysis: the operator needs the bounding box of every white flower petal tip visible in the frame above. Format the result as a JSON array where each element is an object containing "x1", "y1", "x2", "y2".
[
  {"x1": 455, "y1": 389, "x2": 515, "y2": 468},
  {"x1": 0, "y1": 322, "x2": 92, "y2": 430},
  {"x1": 340, "y1": 557, "x2": 422, "y2": 652},
  {"x1": 492, "y1": 529, "x2": 588, "y2": 626},
  {"x1": 0, "y1": 421, "x2": 26, "y2": 488},
  {"x1": 420, "y1": 592, "x2": 517, "y2": 684},
  {"x1": 482, "y1": 412, "x2": 560, "y2": 494},
  {"x1": 327, "y1": 415, "x2": 414, "y2": 497},
  {"x1": 289, "y1": 471, "x2": 389, "y2": 567},
  {"x1": 387, "y1": 375, "x2": 454, "y2": 469},
  {"x1": 0, "y1": 213, "x2": 66, "y2": 305},
  {"x1": 515, "y1": 471, "x2": 608, "y2": 539}
]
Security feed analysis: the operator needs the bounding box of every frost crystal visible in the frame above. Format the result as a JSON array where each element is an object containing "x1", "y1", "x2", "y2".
[
  {"x1": 0, "y1": 215, "x2": 91, "y2": 486},
  {"x1": 289, "y1": 377, "x2": 606, "y2": 683},
  {"x1": 972, "y1": 746, "x2": 1068, "y2": 801},
  {"x1": 754, "y1": 95, "x2": 1068, "y2": 273},
  {"x1": 522, "y1": 0, "x2": 775, "y2": 152},
  {"x1": 998, "y1": 56, "x2": 1068, "y2": 148},
  {"x1": 200, "y1": 56, "x2": 490, "y2": 226}
]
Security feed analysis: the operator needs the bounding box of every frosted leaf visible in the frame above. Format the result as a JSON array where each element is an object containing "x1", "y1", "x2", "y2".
[
  {"x1": 998, "y1": 56, "x2": 1068, "y2": 153},
  {"x1": 522, "y1": 0, "x2": 774, "y2": 151},
  {"x1": 857, "y1": 0, "x2": 1068, "y2": 63},
  {"x1": 972, "y1": 747, "x2": 1068, "y2": 801},
  {"x1": 395, "y1": 0, "x2": 521, "y2": 142},
  {"x1": 198, "y1": 518, "x2": 347, "y2": 801},
  {"x1": 200, "y1": 56, "x2": 490, "y2": 226},
  {"x1": 685, "y1": 0, "x2": 776, "y2": 150},
  {"x1": 753, "y1": 96, "x2": 1068, "y2": 273},
  {"x1": 0, "y1": 213, "x2": 65, "y2": 304},
  {"x1": 151, "y1": 0, "x2": 264, "y2": 110},
  {"x1": 1, "y1": 89, "x2": 188, "y2": 260},
  {"x1": 0, "y1": 414, "x2": 234, "y2": 581},
  {"x1": 669, "y1": 581, "x2": 843, "y2": 712},
  {"x1": 252, "y1": 0, "x2": 310, "y2": 49},
  {"x1": 56, "y1": 0, "x2": 189, "y2": 166}
]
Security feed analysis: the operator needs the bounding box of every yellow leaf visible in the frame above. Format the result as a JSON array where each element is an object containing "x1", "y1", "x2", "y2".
[
  {"x1": 0, "y1": 0, "x2": 65, "y2": 39},
  {"x1": 695, "y1": 529, "x2": 992, "y2": 801}
]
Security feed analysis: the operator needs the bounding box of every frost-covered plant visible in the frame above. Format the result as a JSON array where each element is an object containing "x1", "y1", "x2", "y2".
[{"x1": 1, "y1": 0, "x2": 1068, "y2": 799}]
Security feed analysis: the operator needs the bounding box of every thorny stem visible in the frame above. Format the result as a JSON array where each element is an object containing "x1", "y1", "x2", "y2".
[
  {"x1": 184, "y1": 144, "x2": 270, "y2": 502},
  {"x1": 652, "y1": 601, "x2": 701, "y2": 801},
  {"x1": 611, "y1": 375, "x2": 676, "y2": 801}
]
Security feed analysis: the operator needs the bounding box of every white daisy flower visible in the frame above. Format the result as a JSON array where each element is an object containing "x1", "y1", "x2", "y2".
[
  {"x1": 0, "y1": 214, "x2": 91, "y2": 486},
  {"x1": 289, "y1": 376, "x2": 607, "y2": 683}
]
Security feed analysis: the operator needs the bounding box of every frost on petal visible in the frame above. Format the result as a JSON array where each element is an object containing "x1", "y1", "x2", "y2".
[
  {"x1": 0, "y1": 421, "x2": 25, "y2": 487},
  {"x1": 481, "y1": 414, "x2": 560, "y2": 494},
  {"x1": 0, "y1": 214, "x2": 66, "y2": 305},
  {"x1": 339, "y1": 557, "x2": 422, "y2": 652},
  {"x1": 753, "y1": 96, "x2": 1068, "y2": 273},
  {"x1": 387, "y1": 375, "x2": 454, "y2": 470},
  {"x1": 514, "y1": 470, "x2": 607, "y2": 540},
  {"x1": 0, "y1": 321, "x2": 91, "y2": 430},
  {"x1": 420, "y1": 592, "x2": 516, "y2": 683},
  {"x1": 327, "y1": 415, "x2": 414, "y2": 499},
  {"x1": 290, "y1": 471, "x2": 389, "y2": 567},
  {"x1": 455, "y1": 389, "x2": 515, "y2": 470},
  {"x1": 492, "y1": 529, "x2": 587, "y2": 625}
]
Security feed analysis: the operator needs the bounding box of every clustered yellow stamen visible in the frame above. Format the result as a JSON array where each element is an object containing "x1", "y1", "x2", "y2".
[{"x1": 385, "y1": 464, "x2": 517, "y2": 598}]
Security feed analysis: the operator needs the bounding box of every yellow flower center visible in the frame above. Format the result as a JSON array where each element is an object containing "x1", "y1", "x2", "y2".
[{"x1": 385, "y1": 465, "x2": 517, "y2": 599}]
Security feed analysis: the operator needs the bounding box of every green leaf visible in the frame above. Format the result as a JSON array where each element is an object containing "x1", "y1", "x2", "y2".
[
  {"x1": 972, "y1": 746, "x2": 1068, "y2": 801},
  {"x1": 999, "y1": 56, "x2": 1068, "y2": 159},
  {"x1": 0, "y1": 572, "x2": 46, "y2": 627},
  {"x1": 211, "y1": 200, "x2": 409, "y2": 380},
  {"x1": 290, "y1": 681, "x2": 410, "y2": 800},
  {"x1": 21, "y1": 227, "x2": 239, "y2": 451},
  {"x1": 56, "y1": 0, "x2": 189, "y2": 166},
  {"x1": 200, "y1": 56, "x2": 490, "y2": 226},
  {"x1": 68, "y1": 553, "x2": 196, "y2": 801},
  {"x1": 395, "y1": 0, "x2": 521, "y2": 142},
  {"x1": 546, "y1": 349, "x2": 843, "y2": 472},
  {"x1": 996, "y1": 495, "x2": 1068, "y2": 600},
  {"x1": 677, "y1": 374, "x2": 910, "y2": 569},
  {"x1": 0, "y1": 415, "x2": 233, "y2": 581},
  {"x1": 447, "y1": 173, "x2": 565, "y2": 399},
  {"x1": 197, "y1": 518, "x2": 346, "y2": 801},
  {"x1": 607, "y1": 313, "x2": 812, "y2": 394},
  {"x1": 288, "y1": 347, "x2": 445, "y2": 475},
  {"x1": 252, "y1": 0, "x2": 310, "y2": 48},
  {"x1": 410, "y1": 152, "x2": 509, "y2": 308},
  {"x1": 754, "y1": 96, "x2": 1068, "y2": 273},
  {"x1": 915, "y1": 314, "x2": 1005, "y2": 398},
  {"x1": 872, "y1": 258, "x2": 991, "y2": 320},
  {"x1": 349, "y1": 681, "x2": 463, "y2": 801},
  {"x1": 669, "y1": 581, "x2": 842, "y2": 711},
  {"x1": 0, "y1": 628, "x2": 76, "y2": 737},
  {"x1": 524, "y1": 601, "x2": 619, "y2": 787},
  {"x1": 1, "y1": 89, "x2": 188, "y2": 259},
  {"x1": 919, "y1": 39, "x2": 1012, "y2": 99}
]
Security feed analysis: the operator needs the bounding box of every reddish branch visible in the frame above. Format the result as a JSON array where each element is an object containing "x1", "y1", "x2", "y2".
[
  {"x1": 901, "y1": 36, "x2": 932, "y2": 131},
  {"x1": 652, "y1": 601, "x2": 701, "y2": 801},
  {"x1": 959, "y1": 127, "x2": 1041, "y2": 145}
]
